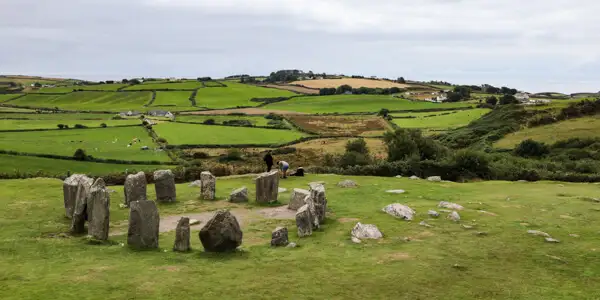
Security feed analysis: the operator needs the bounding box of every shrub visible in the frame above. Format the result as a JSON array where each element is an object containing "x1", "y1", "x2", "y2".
[
  {"x1": 203, "y1": 119, "x2": 216, "y2": 125},
  {"x1": 112, "y1": 115, "x2": 125, "y2": 120},
  {"x1": 272, "y1": 147, "x2": 296, "y2": 155},
  {"x1": 73, "y1": 149, "x2": 88, "y2": 161},
  {"x1": 57, "y1": 124, "x2": 65, "y2": 129},
  {"x1": 452, "y1": 149, "x2": 490, "y2": 178},
  {"x1": 339, "y1": 151, "x2": 371, "y2": 167},
  {"x1": 384, "y1": 128, "x2": 447, "y2": 161},
  {"x1": 156, "y1": 137, "x2": 167, "y2": 144},
  {"x1": 377, "y1": 108, "x2": 390, "y2": 117},
  {"x1": 265, "y1": 113, "x2": 283, "y2": 121},
  {"x1": 192, "y1": 152, "x2": 210, "y2": 159},
  {"x1": 74, "y1": 124, "x2": 87, "y2": 129},
  {"x1": 219, "y1": 149, "x2": 243, "y2": 162},
  {"x1": 514, "y1": 139, "x2": 550, "y2": 158},
  {"x1": 267, "y1": 120, "x2": 289, "y2": 129},
  {"x1": 222, "y1": 119, "x2": 253, "y2": 127},
  {"x1": 345, "y1": 138, "x2": 369, "y2": 155},
  {"x1": 100, "y1": 123, "x2": 107, "y2": 128}
]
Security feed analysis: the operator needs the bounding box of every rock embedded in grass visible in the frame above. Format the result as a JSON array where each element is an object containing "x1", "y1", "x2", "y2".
[
  {"x1": 382, "y1": 203, "x2": 415, "y2": 221},
  {"x1": 271, "y1": 227, "x2": 289, "y2": 247},
  {"x1": 188, "y1": 180, "x2": 201, "y2": 187},
  {"x1": 447, "y1": 211, "x2": 461, "y2": 222},
  {"x1": 288, "y1": 188, "x2": 310, "y2": 210},
  {"x1": 154, "y1": 170, "x2": 176, "y2": 203},
  {"x1": 199, "y1": 210, "x2": 243, "y2": 252},
  {"x1": 127, "y1": 200, "x2": 160, "y2": 249},
  {"x1": 351, "y1": 222, "x2": 383, "y2": 241},
  {"x1": 438, "y1": 201, "x2": 464, "y2": 211},
  {"x1": 427, "y1": 176, "x2": 442, "y2": 182},
  {"x1": 428, "y1": 210, "x2": 440, "y2": 218},
  {"x1": 124, "y1": 172, "x2": 147, "y2": 206},
  {"x1": 527, "y1": 230, "x2": 551, "y2": 238},
  {"x1": 200, "y1": 171, "x2": 216, "y2": 200},
  {"x1": 255, "y1": 170, "x2": 279, "y2": 204},
  {"x1": 87, "y1": 178, "x2": 110, "y2": 241},
  {"x1": 63, "y1": 174, "x2": 93, "y2": 219},
  {"x1": 295, "y1": 204, "x2": 313, "y2": 237},
  {"x1": 419, "y1": 221, "x2": 433, "y2": 228},
  {"x1": 337, "y1": 180, "x2": 357, "y2": 188},
  {"x1": 545, "y1": 237, "x2": 560, "y2": 243},
  {"x1": 229, "y1": 187, "x2": 249, "y2": 203},
  {"x1": 173, "y1": 217, "x2": 190, "y2": 252},
  {"x1": 385, "y1": 189, "x2": 405, "y2": 194},
  {"x1": 409, "y1": 175, "x2": 420, "y2": 180}
]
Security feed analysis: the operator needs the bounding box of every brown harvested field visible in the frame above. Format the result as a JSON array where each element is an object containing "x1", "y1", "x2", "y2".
[
  {"x1": 288, "y1": 115, "x2": 391, "y2": 136},
  {"x1": 181, "y1": 108, "x2": 308, "y2": 116},
  {"x1": 258, "y1": 84, "x2": 319, "y2": 95},
  {"x1": 290, "y1": 78, "x2": 411, "y2": 89},
  {"x1": 294, "y1": 137, "x2": 387, "y2": 159}
]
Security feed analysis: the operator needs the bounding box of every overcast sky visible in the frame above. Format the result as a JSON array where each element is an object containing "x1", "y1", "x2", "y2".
[{"x1": 1, "y1": 0, "x2": 598, "y2": 93}]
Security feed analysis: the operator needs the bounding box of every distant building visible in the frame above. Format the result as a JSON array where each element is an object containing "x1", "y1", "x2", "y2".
[
  {"x1": 148, "y1": 110, "x2": 173, "y2": 117},
  {"x1": 515, "y1": 92, "x2": 530, "y2": 103}
]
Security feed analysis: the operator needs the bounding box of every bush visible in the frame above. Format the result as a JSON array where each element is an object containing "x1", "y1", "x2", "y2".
[
  {"x1": 57, "y1": 124, "x2": 65, "y2": 129},
  {"x1": 100, "y1": 123, "x2": 107, "y2": 128},
  {"x1": 264, "y1": 113, "x2": 283, "y2": 121},
  {"x1": 384, "y1": 128, "x2": 447, "y2": 161},
  {"x1": 74, "y1": 124, "x2": 87, "y2": 129},
  {"x1": 272, "y1": 147, "x2": 296, "y2": 155},
  {"x1": 514, "y1": 139, "x2": 550, "y2": 158},
  {"x1": 219, "y1": 149, "x2": 243, "y2": 162},
  {"x1": 203, "y1": 119, "x2": 216, "y2": 125},
  {"x1": 451, "y1": 149, "x2": 490, "y2": 179},
  {"x1": 345, "y1": 138, "x2": 369, "y2": 155},
  {"x1": 73, "y1": 148, "x2": 88, "y2": 161},
  {"x1": 192, "y1": 152, "x2": 210, "y2": 159},
  {"x1": 267, "y1": 120, "x2": 289, "y2": 129},
  {"x1": 222, "y1": 119, "x2": 253, "y2": 127},
  {"x1": 339, "y1": 151, "x2": 371, "y2": 167},
  {"x1": 112, "y1": 115, "x2": 125, "y2": 120},
  {"x1": 377, "y1": 108, "x2": 390, "y2": 117},
  {"x1": 156, "y1": 137, "x2": 167, "y2": 144}
]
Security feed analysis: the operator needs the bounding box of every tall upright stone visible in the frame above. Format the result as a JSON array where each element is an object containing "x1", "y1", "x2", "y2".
[
  {"x1": 124, "y1": 172, "x2": 147, "y2": 206},
  {"x1": 70, "y1": 178, "x2": 93, "y2": 234},
  {"x1": 127, "y1": 200, "x2": 160, "y2": 249},
  {"x1": 87, "y1": 178, "x2": 110, "y2": 241},
  {"x1": 199, "y1": 210, "x2": 243, "y2": 252},
  {"x1": 63, "y1": 174, "x2": 93, "y2": 219},
  {"x1": 200, "y1": 171, "x2": 216, "y2": 200},
  {"x1": 288, "y1": 188, "x2": 310, "y2": 211},
  {"x1": 255, "y1": 170, "x2": 279, "y2": 204},
  {"x1": 154, "y1": 170, "x2": 176, "y2": 203},
  {"x1": 309, "y1": 182, "x2": 327, "y2": 224},
  {"x1": 295, "y1": 204, "x2": 313, "y2": 237},
  {"x1": 173, "y1": 217, "x2": 191, "y2": 252}
]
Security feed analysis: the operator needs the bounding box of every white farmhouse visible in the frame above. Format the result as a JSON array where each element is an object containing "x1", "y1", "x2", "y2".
[{"x1": 515, "y1": 92, "x2": 530, "y2": 103}]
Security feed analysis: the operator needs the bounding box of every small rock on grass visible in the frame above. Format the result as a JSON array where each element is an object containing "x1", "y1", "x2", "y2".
[
  {"x1": 447, "y1": 211, "x2": 461, "y2": 222},
  {"x1": 527, "y1": 230, "x2": 551, "y2": 237},
  {"x1": 461, "y1": 225, "x2": 474, "y2": 229},
  {"x1": 419, "y1": 221, "x2": 433, "y2": 228},
  {"x1": 428, "y1": 210, "x2": 440, "y2": 218},
  {"x1": 337, "y1": 180, "x2": 358, "y2": 188},
  {"x1": 382, "y1": 203, "x2": 415, "y2": 220},
  {"x1": 475, "y1": 231, "x2": 488, "y2": 236},
  {"x1": 569, "y1": 234, "x2": 580, "y2": 238},
  {"x1": 439, "y1": 201, "x2": 464, "y2": 211},
  {"x1": 189, "y1": 219, "x2": 200, "y2": 226},
  {"x1": 278, "y1": 188, "x2": 288, "y2": 193},
  {"x1": 409, "y1": 175, "x2": 420, "y2": 180},
  {"x1": 286, "y1": 242, "x2": 298, "y2": 248},
  {"x1": 385, "y1": 189, "x2": 405, "y2": 194},
  {"x1": 545, "y1": 237, "x2": 560, "y2": 243}
]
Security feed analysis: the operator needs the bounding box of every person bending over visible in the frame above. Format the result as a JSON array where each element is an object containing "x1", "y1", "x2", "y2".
[{"x1": 278, "y1": 160, "x2": 289, "y2": 179}]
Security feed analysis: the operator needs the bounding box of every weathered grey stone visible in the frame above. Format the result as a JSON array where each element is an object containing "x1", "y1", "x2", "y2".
[
  {"x1": 189, "y1": 180, "x2": 202, "y2": 187},
  {"x1": 462, "y1": 224, "x2": 474, "y2": 229},
  {"x1": 409, "y1": 175, "x2": 420, "y2": 180},
  {"x1": 154, "y1": 170, "x2": 176, "y2": 203},
  {"x1": 63, "y1": 174, "x2": 93, "y2": 219},
  {"x1": 278, "y1": 188, "x2": 288, "y2": 193},
  {"x1": 295, "y1": 204, "x2": 313, "y2": 237},
  {"x1": 448, "y1": 211, "x2": 461, "y2": 222},
  {"x1": 70, "y1": 178, "x2": 93, "y2": 234},
  {"x1": 545, "y1": 237, "x2": 560, "y2": 243},
  {"x1": 427, "y1": 176, "x2": 442, "y2": 182},
  {"x1": 309, "y1": 183, "x2": 327, "y2": 225},
  {"x1": 337, "y1": 180, "x2": 357, "y2": 188},
  {"x1": 124, "y1": 172, "x2": 147, "y2": 206},
  {"x1": 199, "y1": 210, "x2": 243, "y2": 252},
  {"x1": 127, "y1": 200, "x2": 160, "y2": 249},
  {"x1": 288, "y1": 188, "x2": 310, "y2": 210},
  {"x1": 87, "y1": 178, "x2": 110, "y2": 241},
  {"x1": 351, "y1": 222, "x2": 383, "y2": 241},
  {"x1": 395, "y1": 175, "x2": 403, "y2": 178},
  {"x1": 189, "y1": 219, "x2": 200, "y2": 226},
  {"x1": 173, "y1": 217, "x2": 191, "y2": 252},
  {"x1": 419, "y1": 221, "x2": 433, "y2": 228},
  {"x1": 385, "y1": 189, "x2": 406, "y2": 194},
  {"x1": 229, "y1": 187, "x2": 248, "y2": 203},
  {"x1": 428, "y1": 210, "x2": 440, "y2": 218},
  {"x1": 438, "y1": 201, "x2": 464, "y2": 211},
  {"x1": 527, "y1": 230, "x2": 551, "y2": 238},
  {"x1": 199, "y1": 171, "x2": 216, "y2": 200},
  {"x1": 271, "y1": 227, "x2": 289, "y2": 247},
  {"x1": 286, "y1": 242, "x2": 298, "y2": 248},
  {"x1": 382, "y1": 203, "x2": 415, "y2": 221},
  {"x1": 255, "y1": 171, "x2": 279, "y2": 204}
]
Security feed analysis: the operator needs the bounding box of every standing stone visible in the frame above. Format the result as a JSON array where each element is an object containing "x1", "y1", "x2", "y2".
[
  {"x1": 70, "y1": 178, "x2": 92, "y2": 234},
  {"x1": 271, "y1": 227, "x2": 289, "y2": 247},
  {"x1": 124, "y1": 172, "x2": 147, "y2": 206},
  {"x1": 87, "y1": 178, "x2": 110, "y2": 241},
  {"x1": 288, "y1": 188, "x2": 310, "y2": 210},
  {"x1": 173, "y1": 217, "x2": 191, "y2": 252},
  {"x1": 63, "y1": 174, "x2": 93, "y2": 219},
  {"x1": 127, "y1": 200, "x2": 160, "y2": 249},
  {"x1": 200, "y1": 171, "x2": 216, "y2": 200},
  {"x1": 295, "y1": 204, "x2": 313, "y2": 237},
  {"x1": 154, "y1": 170, "x2": 176, "y2": 203},
  {"x1": 229, "y1": 187, "x2": 248, "y2": 203},
  {"x1": 309, "y1": 182, "x2": 327, "y2": 224},
  {"x1": 255, "y1": 171, "x2": 279, "y2": 204},
  {"x1": 199, "y1": 210, "x2": 243, "y2": 252}
]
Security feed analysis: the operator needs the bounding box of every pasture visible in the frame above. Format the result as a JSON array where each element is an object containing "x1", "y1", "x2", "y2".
[
  {"x1": 288, "y1": 115, "x2": 391, "y2": 136},
  {"x1": 195, "y1": 82, "x2": 297, "y2": 109},
  {"x1": 294, "y1": 137, "x2": 387, "y2": 157},
  {"x1": 34, "y1": 86, "x2": 76, "y2": 94},
  {"x1": 75, "y1": 84, "x2": 129, "y2": 91},
  {"x1": 153, "y1": 122, "x2": 305, "y2": 146},
  {"x1": 495, "y1": 115, "x2": 600, "y2": 148},
  {"x1": 9, "y1": 92, "x2": 152, "y2": 111},
  {"x1": 0, "y1": 94, "x2": 21, "y2": 102},
  {"x1": 1, "y1": 175, "x2": 599, "y2": 299},
  {"x1": 392, "y1": 109, "x2": 490, "y2": 129},
  {"x1": 0, "y1": 119, "x2": 139, "y2": 131},
  {"x1": 264, "y1": 95, "x2": 472, "y2": 114},
  {"x1": 0, "y1": 106, "x2": 35, "y2": 112},
  {"x1": 151, "y1": 91, "x2": 194, "y2": 110},
  {"x1": 257, "y1": 84, "x2": 320, "y2": 95},
  {"x1": 291, "y1": 78, "x2": 411, "y2": 89},
  {"x1": 0, "y1": 126, "x2": 171, "y2": 162},
  {"x1": 123, "y1": 82, "x2": 203, "y2": 91},
  {"x1": 175, "y1": 115, "x2": 273, "y2": 127}
]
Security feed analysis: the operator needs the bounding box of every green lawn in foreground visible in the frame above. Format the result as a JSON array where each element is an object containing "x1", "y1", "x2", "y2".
[
  {"x1": 195, "y1": 82, "x2": 297, "y2": 109},
  {"x1": 0, "y1": 94, "x2": 21, "y2": 102},
  {"x1": 495, "y1": 115, "x2": 600, "y2": 148},
  {"x1": 175, "y1": 115, "x2": 272, "y2": 127},
  {"x1": 123, "y1": 82, "x2": 203, "y2": 91},
  {"x1": 0, "y1": 126, "x2": 170, "y2": 162},
  {"x1": 0, "y1": 119, "x2": 140, "y2": 131},
  {"x1": 392, "y1": 108, "x2": 490, "y2": 129},
  {"x1": 0, "y1": 174, "x2": 598, "y2": 299},
  {"x1": 154, "y1": 122, "x2": 304, "y2": 145},
  {"x1": 264, "y1": 95, "x2": 472, "y2": 113},
  {"x1": 10, "y1": 92, "x2": 152, "y2": 111},
  {"x1": 150, "y1": 91, "x2": 194, "y2": 110},
  {"x1": 0, "y1": 154, "x2": 168, "y2": 176}
]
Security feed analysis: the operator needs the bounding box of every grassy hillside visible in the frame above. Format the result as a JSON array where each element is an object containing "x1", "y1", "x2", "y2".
[
  {"x1": 123, "y1": 82, "x2": 203, "y2": 91},
  {"x1": 154, "y1": 122, "x2": 305, "y2": 145},
  {"x1": 151, "y1": 91, "x2": 194, "y2": 109},
  {"x1": 0, "y1": 119, "x2": 139, "y2": 131},
  {"x1": 392, "y1": 109, "x2": 490, "y2": 130},
  {"x1": 195, "y1": 82, "x2": 296, "y2": 109},
  {"x1": 291, "y1": 78, "x2": 411, "y2": 89},
  {"x1": 495, "y1": 115, "x2": 600, "y2": 149},
  {"x1": 10, "y1": 92, "x2": 152, "y2": 111},
  {"x1": 0, "y1": 94, "x2": 21, "y2": 102},
  {"x1": 265, "y1": 95, "x2": 471, "y2": 114},
  {"x1": 0, "y1": 175, "x2": 598, "y2": 299},
  {"x1": 175, "y1": 115, "x2": 272, "y2": 127}
]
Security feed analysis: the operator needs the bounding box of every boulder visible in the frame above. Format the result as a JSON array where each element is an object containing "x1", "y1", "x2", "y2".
[
  {"x1": 419, "y1": 221, "x2": 433, "y2": 228},
  {"x1": 337, "y1": 180, "x2": 357, "y2": 188},
  {"x1": 63, "y1": 174, "x2": 93, "y2": 219},
  {"x1": 87, "y1": 178, "x2": 110, "y2": 241},
  {"x1": 271, "y1": 227, "x2": 289, "y2": 247},
  {"x1": 427, "y1": 176, "x2": 442, "y2": 182},
  {"x1": 428, "y1": 210, "x2": 440, "y2": 218},
  {"x1": 255, "y1": 171, "x2": 279, "y2": 204},
  {"x1": 309, "y1": 183, "x2": 327, "y2": 224},
  {"x1": 199, "y1": 210, "x2": 243, "y2": 252},
  {"x1": 288, "y1": 188, "x2": 310, "y2": 210},
  {"x1": 448, "y1": 211, "x2": 461, "y2": 222},
  {"x1": 382, "y1": 203, "x2": 415, "y2": 221},
  {"x1": 278, "y1": 188, "x2": 288, "y2": 193},
  {"x1": 229, "y1": 187, "x2": 248, "y2": 203},
  {"x1": 124, "y1": 172, "x2": 147, "y2": 206},
  {"x1": 173, "y1": 217, "x2": 191, "y2": 252},
  {"x1": 70, "y1": 178, "x2": 93, "y2": 234},
  {"x1": 409, "y1": 175, "x2": 420, "y2": 180},
  {"x1": 127, "y1": 200, "x2": 160, "y2": 249},
  {"x1": 351, "y1": 222, "x2": 383, "y2": 241},
  {"x1": 154, "y1": 170, "x2": 176, "y2": 203},
  {"x1": 545, "y1": 237, "x2": 560, "y2": 243},
  {"x1": 295, "y1": 205, "x2": 313, "y2": 237},
  {"x1": 527, "y1": 230, "x2": 551, "y2": 238},
  {"x1": 438, "y1": 201, "x2": 464, "y2": 211},
  {"x1": 385, "y1": 189, "x2": 405, "y2": 194},
  {"x1": 200, "y1": 171, "x2": 216, "y2": 200}
]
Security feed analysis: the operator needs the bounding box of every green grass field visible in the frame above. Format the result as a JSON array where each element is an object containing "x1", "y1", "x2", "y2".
[
  {"x1": 123, "y1": 82, "x2": 203, "y2": 91},
  {"x1": 495, "y1": 115, "x2": 600, "y2": 148},
  {"x1": 76, "y1": 84, "x2": 129, "y2": 91},
  {"x1": 0, "y1": 106, "x2": 34, "y2": 112},
  {"x1": 524, "y1": 98, "x2": 591, "y2": 110},
  {"x1": 392, "y1": 109, "x2": 490, "y2": 129},
  {"x1": 0, "y1": 94, "x2": 21, "y2": 102},
  {"x1": 264, "y1": 95, "x2": 472, "y2": 114},
  {"x1": 0, "y1": 154, "x2": 168, "y2": 176},
  {"x1": 0, "y1": 119, "x2": 140, "y2": 131},
  {"x1": 151, "y1": 91, "x2": 194, "y2": 110},
  {"x1": 196, "y1": 82, "x2": 297, "y2": 109},
  {"x1": 10, "y1": 92, "x2": 152, "y2": 111},
  {"x1": 0, "y1": 113, "x2": 119, "y2": 120},
  {"x1": 0, "y1": 174, "x2": 599, "y2": 299},
  {"x1": 175, "y1": 115, "x2": 272, "y2": 127},
  {"x1": 0, "y1": 126, "x2": 170, "y2": 162},
  {"x1": 33, "y1": 87, "x2": 75, "y2": 94},
  {"x1": 154, "y1": 122, "x2": 304, "y2": 145},
  {"x1": 203, "y1": 81, "x2": 224, "y2": 87}
]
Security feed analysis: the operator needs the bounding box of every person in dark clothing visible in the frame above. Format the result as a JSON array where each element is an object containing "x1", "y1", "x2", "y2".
[{"x1": 263, "y1": 151, "x2": 274, "y2": 172}]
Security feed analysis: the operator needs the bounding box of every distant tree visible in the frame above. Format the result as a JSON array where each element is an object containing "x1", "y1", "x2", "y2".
[
  {"x1": 389, "y1": 87, "x2": 401, "y2": 94},
  {"x1": 486, "y1": 96, "x2": 498, "y2": 106},
  {"x1": 514, "y1": 139, "x2": 550, "y2": 158},
  {"x1": 397, "y1": 77, "x2": 406, "y2": 84},
  {"x1": 57, "y1": 124, "x2": 65, "y2": 129},
  {"x1": 100, "y1": 123, "x2": 107, "y2": 128},
  {"x1": 500, "y1": 87, "x2": 518, "y2": 95},
  {"x1": 487, "y1": 86, "x2": 500, "y2": 94},
  {"x1": 336, "y1": 84, "x2": 353, "y2": 94},
  {"x1": 345, "y1": 138, "x2": 370, "y2": 155},
  {"x1": 203, "y1": 119, "x2": 216, "y2": 125},
  {"x1": 33, "y1": 82, "x2": 42, "y2": 88},
  {"x1": 453, "y1": 86, "x2": 471, "y2": 99},
  {"x1": 319, "y1": 88, "x2": 337, "y2": 96},
  {"x1": 105, "y1": 80, "x2": 114, "y2": 84},
  {"x1": 445, "y1": 92, "x2": 463, "y2": 102},
  {"x1": 129, "y1": 79, "x2": 141, "y2": 85},
  {"x1": 73, "y1": 149, "x2": 88, "y2": 161},
  {"x1": 499, "y1": 94, "x2": 518, "y2": 105},
  {"x1": 377, "y1": 108, "x2": 390, "y2": 118},
  {"x1": 121, "y1": 79, "x2": 129, "y2": 84}
]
